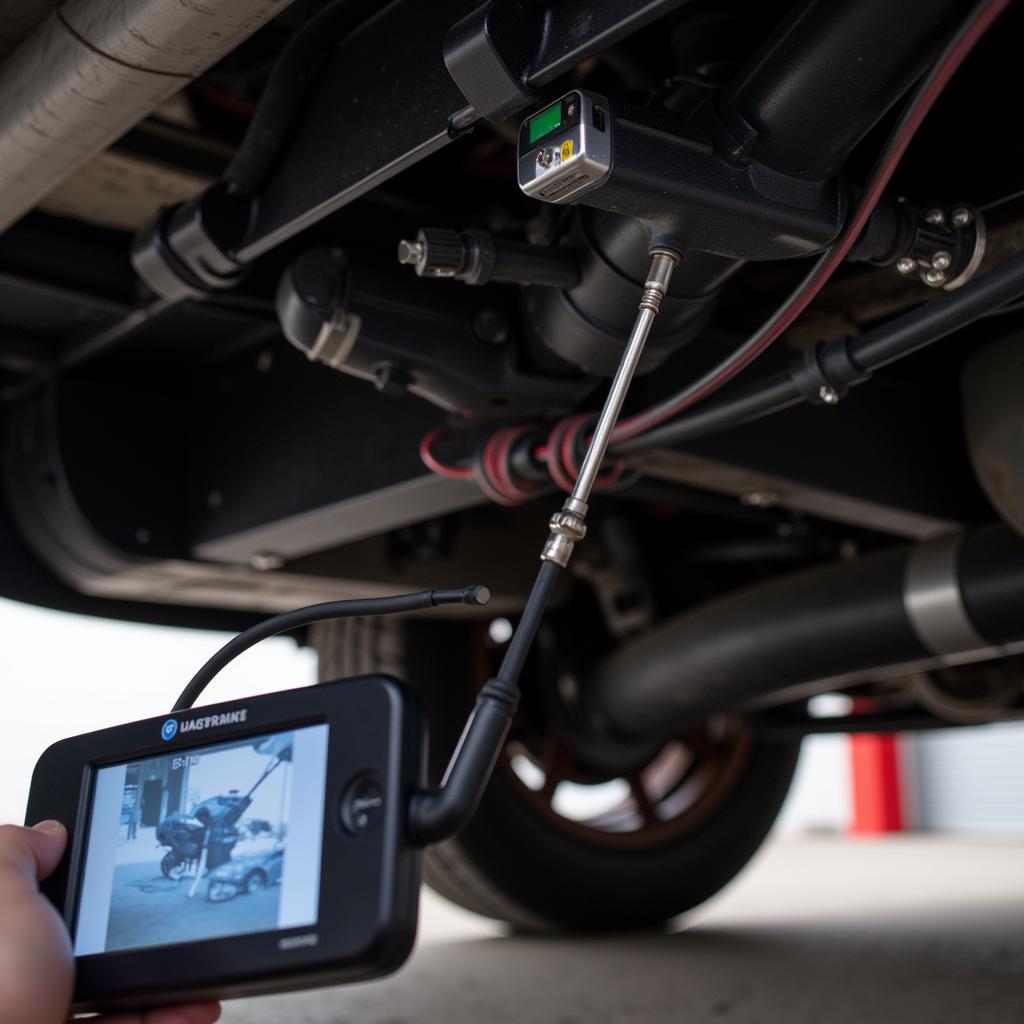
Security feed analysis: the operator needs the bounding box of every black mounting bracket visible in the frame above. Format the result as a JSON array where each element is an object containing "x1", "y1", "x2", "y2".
[
  {"x1": 443, "y1": 0, "x2": 687, "y2": 122},
  {"x1": 131, "y1": 184, "x2": 253, "y2": 302}
]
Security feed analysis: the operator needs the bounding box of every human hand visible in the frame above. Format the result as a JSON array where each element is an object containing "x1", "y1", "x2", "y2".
[{"x1": 0, "y1": 821, "x2": 221, "y2": 1024}]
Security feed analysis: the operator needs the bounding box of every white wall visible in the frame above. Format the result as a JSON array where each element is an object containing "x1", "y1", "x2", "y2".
[
  {"x1": 0, "y1": 598, "x2": 316, "y2": 824},
  {"x1": 775, "y1": 734, "x2": 852, "y2": 835}
]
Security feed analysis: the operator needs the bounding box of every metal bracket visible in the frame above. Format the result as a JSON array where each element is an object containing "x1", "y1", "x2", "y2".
[
  {"x1": 131, "y1": 184, "x2": 252, "y2": 301},
  {"x1": 444, "y1": 0, "x2": 687, "y2": 122}
]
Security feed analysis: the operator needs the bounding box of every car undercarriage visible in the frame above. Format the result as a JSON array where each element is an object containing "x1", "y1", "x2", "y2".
[{"x1": 2, "y1": 0, "x2": 1023, "y2": 930}]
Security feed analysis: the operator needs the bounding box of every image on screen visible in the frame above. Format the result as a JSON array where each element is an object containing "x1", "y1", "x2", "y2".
[{"x1": 73, "y1": 723, "x2": 329, "y2": 955}]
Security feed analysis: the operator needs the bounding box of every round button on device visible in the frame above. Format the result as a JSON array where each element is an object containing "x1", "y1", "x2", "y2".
[{"x1": 340, "y1": 773, "x2": 385, "y2": 834}]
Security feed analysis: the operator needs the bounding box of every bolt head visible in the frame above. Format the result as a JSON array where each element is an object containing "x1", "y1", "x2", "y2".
[
  {"x1": 896, "y1": 257, "x2": 916, "y2": 275},
  {"x1": 740, "y1": 490, "x2": 781, "y2": 508},
  {"x1": 557, "y1": 674, "x2": 579, "y2": 704},
  {"x1": 924, "y1": 208, "x2": 945, "y2": 225},
  {"x1": 838, "y1": 539, "x2": 859, "y2": 561},
  {"x1": 931, "y1": 250, "x2": 952, "y2": 271},
  {"x1": 250, "y1": 551, "x2": 285, "y2": 571},
  {"x1": 951, "y1": 207, "x2": 972, "y2": 227},
  {"x1": 472, "y1": 308, "x2": 510, "y2": 346},
  {"x1": 923, "y1": 268, "x2": 946, "y2": 287},
  {"x1": 818, "y1": 385, "x2": 840, "y2": 405}
]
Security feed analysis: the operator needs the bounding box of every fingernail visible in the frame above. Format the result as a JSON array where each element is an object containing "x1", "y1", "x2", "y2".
[{"x1": 32, "y1": 820, "x2": 65, "y2": 833}]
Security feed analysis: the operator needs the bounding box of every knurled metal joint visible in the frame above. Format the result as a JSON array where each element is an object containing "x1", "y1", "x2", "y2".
[
  {"x1": 638, "y1": 248, "x2": 679, "y2": 313},
  {"x1": 541, "y1": 508, "x2": 588, "y2": 567}
]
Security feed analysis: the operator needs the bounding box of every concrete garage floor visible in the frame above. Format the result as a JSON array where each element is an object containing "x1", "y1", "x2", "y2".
[
  {"x1": 105, "y1": 860, "x2": 279, "y2": 951},
  {"x1": 222, "y1": 836, "x2": 1024, "y2": 1023}
]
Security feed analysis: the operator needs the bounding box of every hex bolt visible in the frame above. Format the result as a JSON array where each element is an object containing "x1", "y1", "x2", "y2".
[
  {"x1": 924, "y1": 208, "x2": 945, "y2": 225},
  {"x1": 818, "y1": 385, "x2": 840, "y2": 405},
  {"x1": 931, "y1": 251, "x2": 952, "y2": 271},
  {"x1": 896, "y1": 257, "x2": 916, "y2": 275},
  {"x1": 557, "y1": 674, "x2": 579, "y2": 704},
  {"x1": 951, "y1": 207, "x2": 973, "y2": 227},
  {"x1": 472, "y1": 308, "x2": 511, "y2": 346},
  {"x1": 740, "y1": 490, "x2": 781, "y2": 508},
  {"x1": 838, "y1": 539, "x2": 859, "y2": 561},
  {"x1": 250, "y1": 551, "x2": 285, "y2": 571},
  {"x1": 923, "y1": 268, "x2": 947, "y2": 287}
]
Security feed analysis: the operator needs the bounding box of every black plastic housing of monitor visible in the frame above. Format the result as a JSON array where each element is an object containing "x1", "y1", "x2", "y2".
[{"x1": 25, "y1": 676, "x2": 425, "y2": 1013}]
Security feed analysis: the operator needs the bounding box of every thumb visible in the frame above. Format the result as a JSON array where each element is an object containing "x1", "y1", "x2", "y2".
[{"x1": 0, "y1": 821, "x2": 68, "y2": 886}]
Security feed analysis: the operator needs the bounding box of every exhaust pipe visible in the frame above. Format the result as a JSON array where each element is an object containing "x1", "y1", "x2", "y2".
[
  {"x1": 0, "y1": 0, "x2": 296, "y2": 235},
  {"x1": 587, "y1": 523, "x2": 1024, "y2": 739}
]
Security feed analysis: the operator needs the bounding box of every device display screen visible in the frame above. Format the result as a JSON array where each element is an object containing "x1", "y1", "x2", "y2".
[
  {"x1": 528, "y1": 103, "x2": 564, "y2": 143},
  {"x1": 73, "y1": 723, "x2": 329, "y2": 956}
]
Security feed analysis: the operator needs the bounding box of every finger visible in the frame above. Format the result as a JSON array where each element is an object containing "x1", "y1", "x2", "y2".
[
  {"x1": 94, "y1": 1002, "x2": 222, "y2": 1024},
  {"x1": 0, "y1": 820, "x2": 67, "y2": 887}
]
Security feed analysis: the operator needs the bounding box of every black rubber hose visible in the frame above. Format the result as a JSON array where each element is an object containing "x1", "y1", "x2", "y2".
[
  {"x1": 586, "y1": 523, "x2": 1024, "y2": 740},
  {"x1": 224, "y1": 0, "x2": 368, "y2": 196},
  {"x1": 588, "y1": 544, "x2": 924, "y2": 739},
  {"x1": 855, "y1": 249, "x2": 1024, "y2": 368},
  {"x1": 409, "y1": 559, "x2": 563, "y2": 845},
  {"x1": 718, "y1": 0, "x2": 963, "y2": 180},
  {"x1": 495, "y1": 559, "x2": 561, "y2": 686},
  {"x1": 173, "y1": 585, "x2": 489, "y2": 711},
  {"x1": 614, "y1": 374, "x2": 799, "y2": 454},
  {"x1": 615, "y1": 248, "x2": 1024, "y2": 455}
]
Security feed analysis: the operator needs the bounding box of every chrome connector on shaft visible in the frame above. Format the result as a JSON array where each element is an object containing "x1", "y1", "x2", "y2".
[{"x1": 541, "y1": 248, "x2": 679, "y2": 567}]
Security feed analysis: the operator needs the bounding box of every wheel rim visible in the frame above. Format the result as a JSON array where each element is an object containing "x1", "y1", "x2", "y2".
[
  {"x1": 247, "y1": 874, "x2": 265, "y2": 893},
  {"x1": 485, "y1": 613, "x2": 753, "y2": 852},
  {"x1": 501, "y1": 713, "x2": 752, "y2": 850}
]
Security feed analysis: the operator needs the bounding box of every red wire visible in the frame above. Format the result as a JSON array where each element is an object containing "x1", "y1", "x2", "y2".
[
  {"x1": 419, "y1": 430, "x2": 474, "y2": 480},
  {"x1": 418, "y1": 0, "x2": 1010, "y2": 496},
  {"x1": 609, "y1": 0, "x2": 1011, "y2": 444}
]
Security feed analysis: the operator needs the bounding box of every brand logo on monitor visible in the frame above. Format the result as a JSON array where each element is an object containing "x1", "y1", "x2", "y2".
[{"x1": 160, "y1": 710, "x2": 248, "y2": 741}]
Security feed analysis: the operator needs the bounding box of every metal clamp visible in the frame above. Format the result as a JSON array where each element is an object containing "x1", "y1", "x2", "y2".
[{"x1": 903, "y1": 533, "x2": 992, "y2": 658}]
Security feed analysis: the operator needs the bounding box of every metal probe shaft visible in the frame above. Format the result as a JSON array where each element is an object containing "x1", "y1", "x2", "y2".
[
  {"x1": 409, "y1": 248, "x2": 679, "y2": 845},
  {"x1": 541, "y1": 248, "x2": 679, "y2": 567}
]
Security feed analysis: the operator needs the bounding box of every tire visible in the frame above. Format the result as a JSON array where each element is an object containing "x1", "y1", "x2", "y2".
[
  {"x1": 312, "y1": 616, "x2": 800, "y2": 932},
  {"x1": 160, "y1": 852, "x2": 186, "y2": 880},
  {"x1": 245, "y1": 870, "x2": 268, "y2": 894},
  {"x1": 207, "y1": 880, "x2": 237, "y2": 903}
]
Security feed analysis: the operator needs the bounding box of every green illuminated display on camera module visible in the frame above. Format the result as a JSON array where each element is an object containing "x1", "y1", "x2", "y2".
[{"x1": 528, "y1": 104, "x2": 563, "y2": 144}]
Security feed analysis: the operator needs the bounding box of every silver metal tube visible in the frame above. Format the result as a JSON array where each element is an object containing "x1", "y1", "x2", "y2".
[
  {"x1": 0, "y1": 0, "x2": 297, "y2": 235},
  {"x1": 541, "y1": 248, "x2": 678, "y2": 568},
  {"x1": 573, "y1": 305, "x2": 657, "y2": 503},
  {"x1": 572, "y1": 249, "x2": 678, "y2": 505}
]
